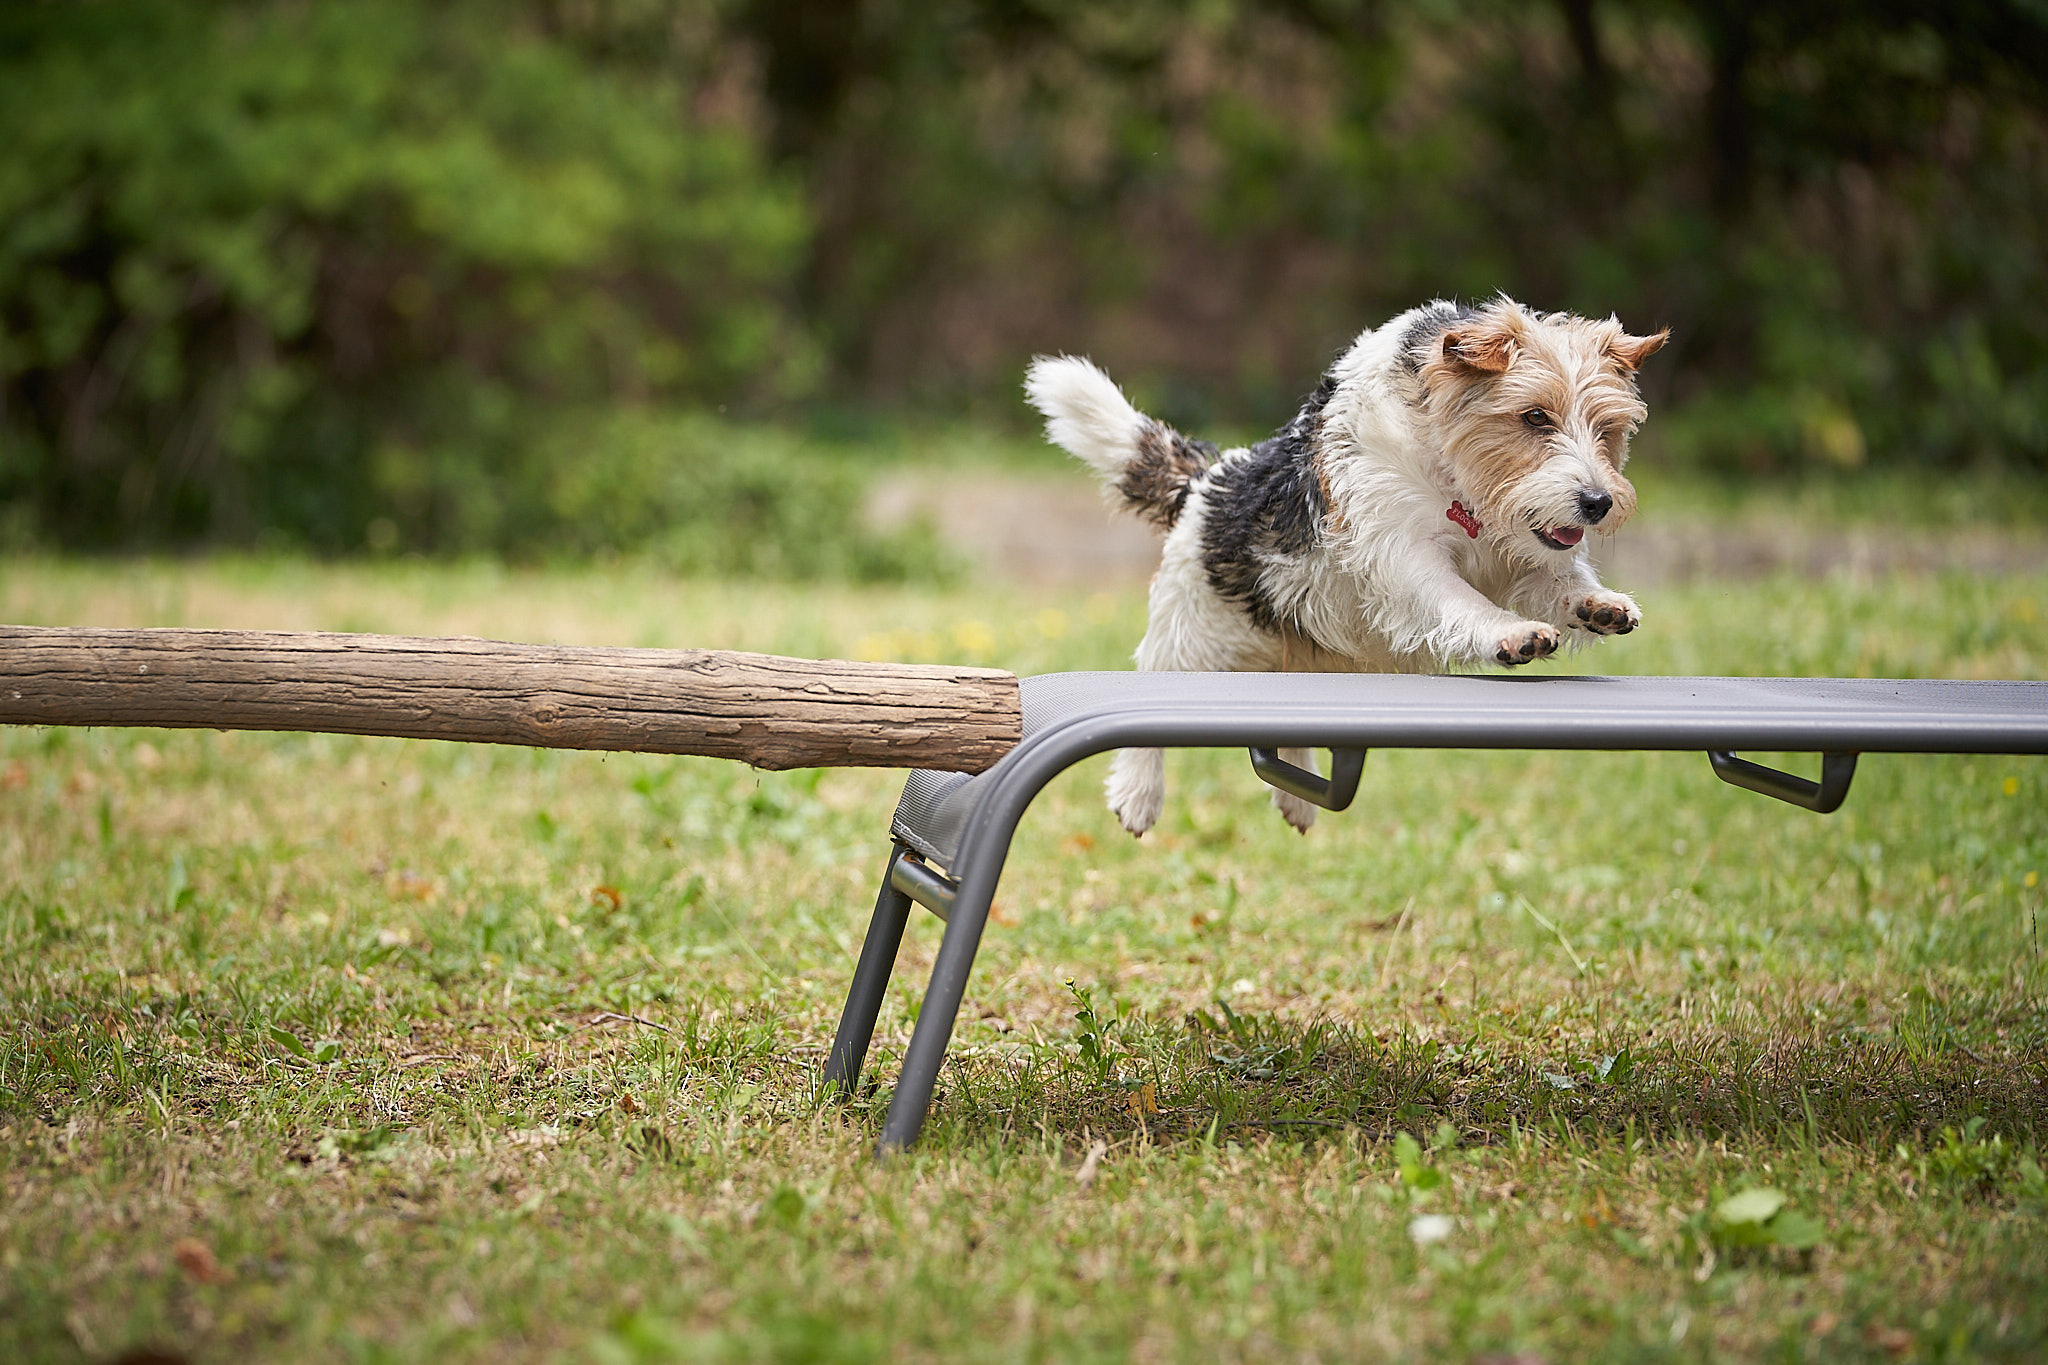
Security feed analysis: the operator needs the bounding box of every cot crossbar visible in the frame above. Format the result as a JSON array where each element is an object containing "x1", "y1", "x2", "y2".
[{"x1": 821, "y1": 672, "x2": 2048, "y2": 1154}]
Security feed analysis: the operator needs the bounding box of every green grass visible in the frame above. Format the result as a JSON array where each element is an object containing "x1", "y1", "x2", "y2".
[{"x1": 2, "y1": 554, "x2": 2046, "y2": 1364}]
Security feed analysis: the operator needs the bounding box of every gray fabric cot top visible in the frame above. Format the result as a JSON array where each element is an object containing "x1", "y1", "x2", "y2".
[{"x1": 892, "y1": 672, "x2": 2048, "y2": 872}]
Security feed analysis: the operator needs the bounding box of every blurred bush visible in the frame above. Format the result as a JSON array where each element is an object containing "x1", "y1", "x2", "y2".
[
  {"x1": 527, "y1": 409, "x2": 948, "y2": 579},
  {"x1": 0, "y1": 0, "x2": 819, "y2": 558},
  {"x1": 751, "y1": 0, "x2": 2048, "y2": 477},
  {"x1": 4, "y1": 1, "x2": 2048, "y2": 564}
]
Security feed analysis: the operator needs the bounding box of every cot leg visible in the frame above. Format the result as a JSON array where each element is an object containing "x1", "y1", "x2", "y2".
[
  {"x1": 822, "y1": 845, "x2": 914, "y2": 1097},
  {"x1": 875, "y1": 867, "x2": 996, "y2": 1155}
]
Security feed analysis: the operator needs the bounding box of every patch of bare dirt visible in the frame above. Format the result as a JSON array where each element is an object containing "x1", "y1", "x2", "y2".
[{"x1": 870, "y1": 472, "x2": 2048, "y2": 587}]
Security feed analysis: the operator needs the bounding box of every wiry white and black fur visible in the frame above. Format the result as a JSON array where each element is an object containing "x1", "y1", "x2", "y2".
[{"x1": 1026, "y1": 296, "x2": 1668, "y2": 835}]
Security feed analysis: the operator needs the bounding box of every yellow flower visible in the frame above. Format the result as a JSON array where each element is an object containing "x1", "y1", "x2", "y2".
[
  {"x1": 953, "y1": 620, "x2": 997, "y2": 655},
  {"x1": 2027, "y1": 870, "x2": 2040, "y2": 890},
  {"x1": 2004, "y1": 776, "x2": 2021, "y2": 797}
]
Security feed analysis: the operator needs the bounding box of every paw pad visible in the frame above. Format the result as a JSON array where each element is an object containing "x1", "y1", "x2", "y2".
[
  {"x1": 1572, "y1": 596, "x2": 1640, "y2": 636},
  {"x1": 1495, "y1": 626, "x2": 1559, "y2": 667}
]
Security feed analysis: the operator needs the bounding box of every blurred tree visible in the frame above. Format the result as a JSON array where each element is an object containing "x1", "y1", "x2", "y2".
[
  {"x1": 739, "y1": 0, "x2": 2048, "y2": 471},
  {"x1": 4, "y1": 0, "x2": 2047, "y2": 561},
  {"x1": 0, "y1": 0, "x2": 812, "y2": 551}
]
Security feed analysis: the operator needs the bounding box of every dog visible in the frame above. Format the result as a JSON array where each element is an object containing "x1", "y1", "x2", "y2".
[{"x1": 1025, "y1": 296, "x2": 1667, "y2": 836}]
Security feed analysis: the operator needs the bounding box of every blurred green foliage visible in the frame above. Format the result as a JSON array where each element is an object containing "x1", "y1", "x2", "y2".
[
  {"x1": 759, "y1": 0, "x2": 2048, "y2": 477},
  {"x1": 0, "y1": 0, "x2": 827, "y2": 560},
  {"x1": 532, "y1": 409, "x2": 946, "y2": 578},
  {"x1": 3, "y1": 1, "x2": 2047, "y2": 562}
]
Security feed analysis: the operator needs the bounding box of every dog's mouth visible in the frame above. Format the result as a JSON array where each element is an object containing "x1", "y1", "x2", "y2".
[{"x1": 1534, "y1": 525, "x2": 1585, "y2": 550}]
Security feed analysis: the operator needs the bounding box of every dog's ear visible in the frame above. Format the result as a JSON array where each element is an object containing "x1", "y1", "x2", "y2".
[
  {"x1": 1441, "y1": 325, "x2": 1516, "y2": 374},
  {"x1": 1608, "y1": 327, "x2": 1669, "y2": 372}
]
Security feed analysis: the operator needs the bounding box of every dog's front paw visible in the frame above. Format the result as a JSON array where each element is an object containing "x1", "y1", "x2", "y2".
[
  {"x1": 1494, "y1": 622, "x2": 1560, "y2": 667},
  {"x1": 1569, "y1": 591, "x2": 1640, "y2": 636}
]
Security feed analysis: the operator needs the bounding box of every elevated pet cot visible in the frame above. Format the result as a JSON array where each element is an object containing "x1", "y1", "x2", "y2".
[
  {"x1": 820, "y1": 672, "x2": 2048, "y2": 1154},
  {"x1": 3, "y1": 629, "x2": 2043, "y2": 1157}
]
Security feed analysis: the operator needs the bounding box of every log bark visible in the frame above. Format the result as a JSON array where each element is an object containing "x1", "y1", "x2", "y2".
[{"x1": 0, "y1": 627, "x2": 1022, "y2": 774}]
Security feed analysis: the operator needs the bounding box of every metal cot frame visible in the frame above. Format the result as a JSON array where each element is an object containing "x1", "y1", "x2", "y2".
[{"x1": 817, "y1": 672, "x2": 2048, "y2": 1155}]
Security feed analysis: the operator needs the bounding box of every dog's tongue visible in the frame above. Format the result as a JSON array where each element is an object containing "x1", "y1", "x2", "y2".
[{"x1": 1546, "y1": 526, "x2": 1585, "y2": 547}]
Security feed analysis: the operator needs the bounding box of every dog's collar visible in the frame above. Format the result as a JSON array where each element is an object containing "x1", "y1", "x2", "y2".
[{"x1": 1445, "y1": 500, "x2": 1483, "y2": 538}]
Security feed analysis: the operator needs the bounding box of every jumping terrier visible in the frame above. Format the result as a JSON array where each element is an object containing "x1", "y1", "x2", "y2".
[{"x1": 1025, "y1": 296, "x2": 1668, "y2": 835}]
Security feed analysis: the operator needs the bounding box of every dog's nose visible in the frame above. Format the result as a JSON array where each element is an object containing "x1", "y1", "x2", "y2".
[{"x1": 1577, "y1": 490, "x2": 1614, "y2": 523}]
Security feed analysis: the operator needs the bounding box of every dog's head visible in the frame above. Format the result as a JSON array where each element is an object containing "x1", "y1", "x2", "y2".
[{"x1": 1417, "y1": 299, "x2": 1666, "y2": 559}]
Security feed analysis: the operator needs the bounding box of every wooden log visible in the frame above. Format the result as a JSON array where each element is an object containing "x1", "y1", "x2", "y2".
[{"x1": 0, "y1": 626, "x2": 1022, "y2": 774}]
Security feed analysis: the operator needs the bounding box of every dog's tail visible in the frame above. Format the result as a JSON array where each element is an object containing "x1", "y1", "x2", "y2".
[{"x1": 1024, "y1": 355, "x2": 1216, "y2": 531}]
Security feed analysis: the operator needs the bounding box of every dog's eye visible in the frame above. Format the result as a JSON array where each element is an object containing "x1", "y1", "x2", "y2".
[{"x1": 1521, "y1": 408, "x2": 1553, "y2": 430}]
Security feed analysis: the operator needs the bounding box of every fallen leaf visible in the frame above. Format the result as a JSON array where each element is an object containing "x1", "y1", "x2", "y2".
[
  {"x1": 1579, "y1": 1191, "x2": 1615, "y2": 1229},
  {"x1": 171, "y1": 1236, "x2": 228, "y2": 1285},
  {"x1": 1075, "y1": 1140, "x2": 1108, "y2": 1190},
  {"x1": 1126, "y1": 1082, "x2": 1159, "y2": 1118},
  {"x1": 391, "y1": 871, "x2": 436, "y2": 902},
  {"x1": 591, "y1": 884, "x2": 623, "y2": 911}
]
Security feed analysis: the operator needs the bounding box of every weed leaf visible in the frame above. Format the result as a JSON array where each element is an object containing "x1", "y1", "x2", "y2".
[
  {"x1": 1715, "y1": 1187, "x2": 1787, "y2": 1226},
  {"x1": 268, "y1": 1025, "x2": 312, "y2": 1060}
]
